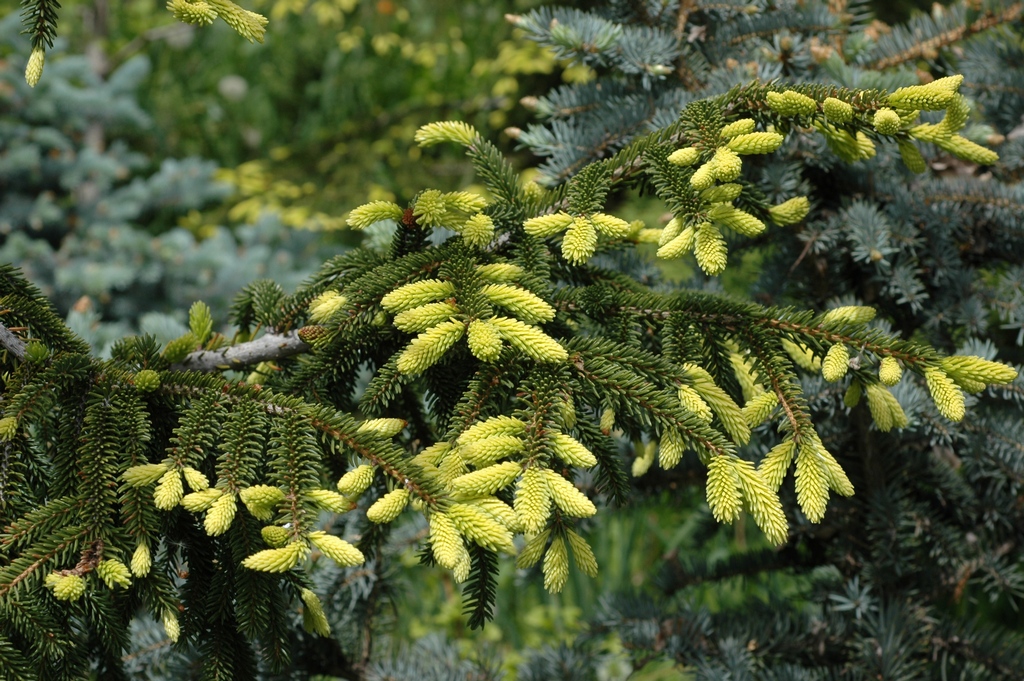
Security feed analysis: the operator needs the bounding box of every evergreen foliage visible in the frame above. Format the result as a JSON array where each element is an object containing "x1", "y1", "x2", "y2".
[
  {"x1": 497, "y1": 0, "x2": 1024, "y2": 677},
  {"x1": 1, "y1": 31, "x2": 1020, "y2": 672}
]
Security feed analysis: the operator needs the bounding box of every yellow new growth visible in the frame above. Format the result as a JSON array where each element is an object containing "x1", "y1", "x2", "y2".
[
  {"x1": 733, "y1": 459, "x2": 788, "y2": 545},
  {"x1": 301, "y1": 589, "x2": 331, "y2": 638},
  {"x1": 683, "y1": 363, "x2": 750, "y2": 444},
  {"x1": 451, "y1": 461, "x2": 522, "y2": 497},
  {"x1": 448, "y1": 503, "x2": 515, "y2": 553},
  {"x1": 879, "y1": 357, "x2": 903, "y2": 386},
  {"x1": 565, "y1": 529, "x2": 599, "y2": 578},
  {"x1": 711, "y1": 147, "x2": 742, "y2": 181},
  {"x1": 600, "y1": 407, "x2": 616, "y2": 434},
  {"x1": 766, "y1": 90, "x2": 817, "y2": 116},
  {"x1": 467, "y1": 319, "x2": 503, "y2": 362},
  {"x1": 550, "y1": 433, "x2": 598, "y2": 468},
  {"x1": 306, "y1": 489, "x2": 352, "y2": 513},
  {"x1": 516, "y1": 530, "x2": 550, "y2": 569},
  {"x1": 658, "y1": 429, "x2": 685, "y2": 469},
  {"x1": 727, "y1": 132, "x2": 784, "y2": 155},
  {"x1": 460, "y1": 415, "x2": 527, "y2": 443},
  {"x1": 514, "y1": 466, "x2": 551, "y2": 534},
  {"x1": 366, "y1": 488, "x2": 410, "y2": 523},
  {"x1": 544, "y1": 470, "x2": 597, "y2": 518},
  {"x1": 204, "y1": 493, "x2": 237, "y2": 536},
  {"x1": 488, "y1": 317, "x2": 567, "y2": 362},
  {"x1": 337, "y1": 465, "x2": 375, "y2": 497},
  {"x1": 461, "y1": 213, "x2": 495, "y2": 247},
  {"x1": 460, "y1": 434, "x2": 525, "y2": 466},
  {"x1": 96, "y1": 560, "x2": 132, "y2": 589},
  {"x1": 261, "y1": 526, "x2": 289, "y2": 547},
  {"x1": 941, "y1": 356, "x2": 1017, "y2": 388},
  {"x1": 523, "y1": 212, "x2": 574, "y2": 237},
  {"x1": 131, "y1": 543, "x2": 151, "y2": 577},
  {"x1": 396, "y1": 320, "x2": 466, "y2": 374},
  {"x1": 769, "y1": 197, "x2": 810, "y2": 225},
  {"x1": 657, "y1": 225, "x2": 696, "y2": 260},
  {"x1": 347, "y1": 200, "x2": 404, "y2": 229},
  {"x1": 630, "y1": 438, "x2": 655, "y2": 475},
  {"x1": 123, "y1": 463, "x2": 169, "y2": 487},
  {"x1": 562, "y1": 216, "x2": 598, "y2": 264},
  {"x1": 308, "y1": 291, "x2": 348, "y2": 323},
  {"x1": 668, "y1": 147, "x2": 700, "y2": 166},
  {"x1": 430, "y1": 512, "x2": 467, "y2": 570},
  {"x1": 925, "y1": 367, "x2": 966, "y2": 421},
  {"x1": 357, "y1": 418, "x2": 406, "y2": 438},
  {"x1": 24, "y1": 46, "x2": 44, "y2": 88},
  {"x1": 308, "y1": 531, "x2": 365, "y2": 567},
  {"x1": 720, "y1": 119, "x2": 756, "y2": 139},
  {"x1": 163, "y1": 610, "x2": 180, "y2": 643},
  {"x1": 394, "y1": 302, "x2": 459, "y2": 333},
  {"x1": 759, "y1": 439, "x2": 796, "y2": 491},
  {"x1": 239, "y1": 484, "x2": 286, "y2": 520},
  {"x1": 242, "y1": 541, "x2": 307, "y2": 572},
  {"x1": 380, "y1": 280, "x2": 456, "y2": 314},
  {"x1": 543, "y1": 535, "x2": 569, "y2": 593},
  {"x1": 707, "y1": 204, "x2": 765, "y2": 237},
  {"x1": 865, "y1": 383, "x2": 908, "y2": 432},
  {"x1": 415, "y1": 121, "x2": 478, "y2": 147},
  {"x1": 822, "y1": 97, "x2": 853, "y2": 123},
  {"x1": 822, "y1": 344, "x2": 850, "y2": 382},
  {"x1": 693, "y1": 223, "x2": 728, "y2": 275},
  {"x1": 480, "y1": 284, "x2": 555, "y2": 323},
  {"x1": 821, "y1": 306, "x2": 876, "y2": 326},
  {"x1": 742, "y1": 391, "x2": 778, "y2": 428},
  {"x1": 153, "y1": 470, "x2": 184, "y2": 510},
  {"x1": 873, "y1": 108, "x2": 901, "y2": 135},
  {"x1": 476, "y1": 263, "x2": 524, "y2": 282}
]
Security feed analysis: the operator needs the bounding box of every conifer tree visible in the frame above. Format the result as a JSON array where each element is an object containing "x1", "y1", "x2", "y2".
[
  {"x1": 500, "y1": 0, "x2": 1024, "y2": 677},
  {"x1": 2, "y1": 0, "x2": 1023, "y2": 679}
]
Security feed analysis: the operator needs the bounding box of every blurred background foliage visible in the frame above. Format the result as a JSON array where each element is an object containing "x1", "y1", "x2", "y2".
[{"x1": 2, "y1": 0, "x2": 1022, "y2": 678}]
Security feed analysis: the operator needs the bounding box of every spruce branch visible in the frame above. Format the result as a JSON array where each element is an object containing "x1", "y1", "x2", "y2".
[
  {"x1": 169, "y1": 330, "x2": 311, "y2": 373},
  {"x1": 0, "y1": 322, "x2": 26, "y2": 361}
]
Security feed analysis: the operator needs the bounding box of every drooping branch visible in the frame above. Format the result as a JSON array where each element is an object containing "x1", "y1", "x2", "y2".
[{"x1": 170, "y1": 331, "x2": 310, "y2": 372}]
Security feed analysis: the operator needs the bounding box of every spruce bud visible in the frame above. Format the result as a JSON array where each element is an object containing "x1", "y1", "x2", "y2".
[
  {"x1": 300, "y1": 588, "x2": 331, "y2": 637},
  {"x1": 24, "y1": 341, "x2": 49, "y2": 363},
  {"x1": 727, "y1": 131, "x2": 784, "y2": 155},
  {"x1": 879, "y1": 357, "x2": 903, "y2": 386},
  {"x1": 668, "y1": 146, "x2": 700, "y2": 166},
  {"x1": 542, "y1": 536, "x2": 569, "y2": 593},
  {"x1": 261, "y1": 526, "x2": 289, "y2": 547},
  {"x1": 467, "y1": 319, "x2": 503, "y2": 362},
  {"x1": 25, "y1": 46, "x2": 45, "y2": 87},
  {"x1": 0, "y1": 417, "x2": 18, "y2": 441},
  {"x1": 347, "y1": 200, "x2": 404, "y2": 229},
  {"x1": 720, "y1": 118, "x2": 756, "y2": 138},
  {"x1": 822, "y1": 344, "x2": 850, "y2": 382},
  {"x1": 337, "y1": 465, "x2": 375, "y2": 497},
  {"x1": 131, "y1": 542, "x2": 152, "y2": 577},
  {"x1": 924, "y1": 367, "x2": 966, "y2": 421},
  {"x1": 134, "y1": 369, "x2": 161, "y2": 392},
  {"x1": 307, "y1": 531, "x2": 365, "y2": 567},
  {"x1": 366, "y1": 488, "x2": 410, "y2": 523},
  {"x1": 461, "y1": 213, "x2": 495, "y2": 247},
  {"x1": 96, "y1": 560, "x2": 132, "y2": 589},
  {"x1": 768, "y1": 196, "x2": 810, "y2": 225},
  {"x1": 822, "y1": 97, "x2": 853, "y2": 123},
  {"x1": 872, "y1": 108, "x2": 901, "y2": 135}
]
